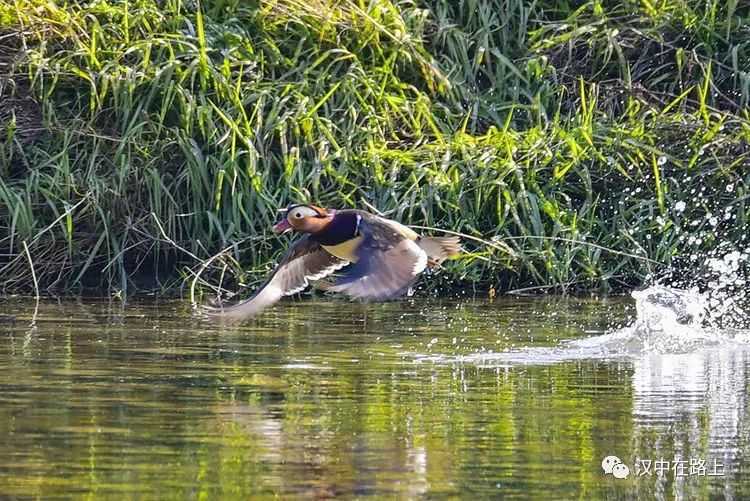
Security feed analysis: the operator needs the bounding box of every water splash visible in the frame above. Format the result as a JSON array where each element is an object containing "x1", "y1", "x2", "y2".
[
  {"x1": 570, "y1": 286, "x2": 750, "y2": 357},
  {"x1": 631, "y1": 285, "x2": 705, "y2": 329},
  {"x1": 416, "y1": 284, "x2": 750, "y2": 366},
  {"x1": 576, "y1": 244, "x2": 750, "y2": 356},
  {"x1": 702, "y1": 250, "x2": 750, "y2": 329},
  {"x1": 657, "y1": 246, "x2": 750, "y2": 330}
]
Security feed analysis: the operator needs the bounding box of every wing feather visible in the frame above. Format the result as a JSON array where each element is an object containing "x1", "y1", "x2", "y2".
[
  {"x1": 329, "y1": 219, "x2": 428, "y2": 301},
  {"x1": 203, "y1": 236, "x2": 348, "y2": 321}
]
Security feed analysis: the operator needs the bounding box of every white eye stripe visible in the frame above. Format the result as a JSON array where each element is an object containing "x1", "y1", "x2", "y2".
[
  {"x1": 287, "y1": 205, "x2": 319, "y2": 222},
  {"x1": 286, "y1": 205, "x2": 318, "y2": 223}
]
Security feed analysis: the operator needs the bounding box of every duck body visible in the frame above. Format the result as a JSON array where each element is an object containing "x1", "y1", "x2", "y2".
[
  {"x1": 309, "y1": 210, "x2": 365, "y2": 261},
  {"x1": 205, "y1": 205, "x2": 461, "y2": 321}
]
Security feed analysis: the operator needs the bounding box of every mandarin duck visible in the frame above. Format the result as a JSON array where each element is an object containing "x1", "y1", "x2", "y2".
[{"x1": 205, "y1": 204, "x2": 461, "y2": 320}]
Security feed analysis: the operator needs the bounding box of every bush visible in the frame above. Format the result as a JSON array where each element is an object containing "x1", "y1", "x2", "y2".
[{"x1": 0, "y1": 0, "x2": 748, "y2": 297}]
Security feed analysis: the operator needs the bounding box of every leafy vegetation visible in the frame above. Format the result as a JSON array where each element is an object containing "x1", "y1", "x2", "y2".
[{"x1": 0, "y1": 0, "x2": 748, "y2": 297}]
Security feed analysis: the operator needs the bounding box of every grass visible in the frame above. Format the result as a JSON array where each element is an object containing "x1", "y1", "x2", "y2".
[{"x1": 0, "y1": 0, "x2": 748, "y2": 298}]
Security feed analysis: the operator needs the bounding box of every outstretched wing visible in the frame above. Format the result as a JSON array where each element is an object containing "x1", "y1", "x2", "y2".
[
  {"x1": 328, "y1": 217, "x2": 428, "y2": 301},
  {"x1": 204, "y1": 236, "x2": 348, "y2": 321}
]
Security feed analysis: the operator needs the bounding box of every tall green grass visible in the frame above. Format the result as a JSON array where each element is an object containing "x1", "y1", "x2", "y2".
[{"x1": 0, "y1": 0, "x2": 748, "y2": 297}]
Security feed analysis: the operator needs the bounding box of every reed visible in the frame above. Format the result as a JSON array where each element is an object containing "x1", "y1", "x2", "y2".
[{"x1": 0, "y1": 0, "x2": 748, "y2": 296}]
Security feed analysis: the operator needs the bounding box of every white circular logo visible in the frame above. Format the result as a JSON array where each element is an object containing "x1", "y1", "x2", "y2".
[
  {"x1": 602, "y1": 455, "x2": 621, "y2": 474},
  {"x1": 612, "y1": 463, "x2": 630, "y2": 479}
]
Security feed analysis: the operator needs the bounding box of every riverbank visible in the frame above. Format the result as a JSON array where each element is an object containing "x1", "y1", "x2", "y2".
[{"x1": 1, "y1": 0, "x2": 748, "y2": 297}]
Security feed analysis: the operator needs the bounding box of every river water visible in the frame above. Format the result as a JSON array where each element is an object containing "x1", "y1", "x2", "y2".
[{"x1": 0, "y1": 295, "x2": 747, "y2": 499}]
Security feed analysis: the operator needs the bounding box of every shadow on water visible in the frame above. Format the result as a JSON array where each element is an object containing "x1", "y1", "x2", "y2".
[{"x1": 0, "y1": 291, "x2": 748, "y2": 499}]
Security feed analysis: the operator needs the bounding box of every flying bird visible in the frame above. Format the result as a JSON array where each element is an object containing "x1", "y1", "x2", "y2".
[{"x1": 204, "y1": 204, "x2": 461, "y2": 321}]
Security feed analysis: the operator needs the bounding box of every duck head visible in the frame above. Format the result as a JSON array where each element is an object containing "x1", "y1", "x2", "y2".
[{"x1": 273, "y1": 204, "x2": 334, "y2": 234}]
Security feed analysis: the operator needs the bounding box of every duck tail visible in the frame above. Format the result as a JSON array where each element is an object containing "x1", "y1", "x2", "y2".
[{"x1": 417, "y1": 236, "x2": 462, "y2": 267}]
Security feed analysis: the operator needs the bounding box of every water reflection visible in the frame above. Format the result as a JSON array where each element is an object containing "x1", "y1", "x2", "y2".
[
  {"x1": 0, "y1": 297, "x2": 747, "y2": 498},
  {"x1": 631, "y1": 348, "x2": 749, "y2": 500},
  {"x1": 413, "y1": 294, "x2": 750, "y2": 499}
]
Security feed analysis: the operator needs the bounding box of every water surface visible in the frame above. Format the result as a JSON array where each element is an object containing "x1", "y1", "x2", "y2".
[{"x1": 0, "y1": 296, "x2": 747, "y2": 499}]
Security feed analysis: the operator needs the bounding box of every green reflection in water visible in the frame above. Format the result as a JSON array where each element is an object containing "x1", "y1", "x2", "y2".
[{"x1": 0, "y1": 297, "x2": 746, "y2": 499}]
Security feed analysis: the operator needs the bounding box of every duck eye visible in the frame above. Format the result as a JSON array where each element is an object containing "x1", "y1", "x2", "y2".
[{"x1": 294, "y1": 212, "x2": 302, "y2": 219}]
